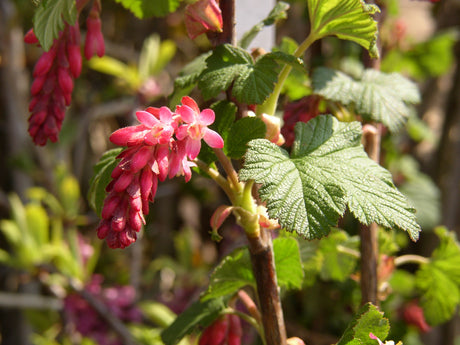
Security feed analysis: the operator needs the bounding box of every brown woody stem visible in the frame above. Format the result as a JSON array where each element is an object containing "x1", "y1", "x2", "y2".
[
  {"x1": 247, "y1": 228, "x2": 287, "y2": 345},
  {"x1": 360, "y1": 124, "x2": 381, "y2": 306}
]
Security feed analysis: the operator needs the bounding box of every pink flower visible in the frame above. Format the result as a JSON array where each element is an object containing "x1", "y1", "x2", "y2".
[
  {"x1": 176, "y1": 96, "x2": 224, "y2": 159},
  {"x1": 184, "y1": 0, "x2": 223, "y2": 39},
  {"x1": 84, "y1": 0, "x2": 105, "y2": 60}
]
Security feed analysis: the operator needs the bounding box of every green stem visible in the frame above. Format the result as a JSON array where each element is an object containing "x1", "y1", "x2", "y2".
[
  {"x1": 194, "y1": 159, "x2": 234, "y2": 202},
  {"x1": 258, "y1": 33, "x2": 317, "y2": 116},
  {"x1": 223, "y1": 308, "x2": 265, "y2": 341},
  {"x1": 213, "y1": 148, "x2": 242, "y2": 193}
]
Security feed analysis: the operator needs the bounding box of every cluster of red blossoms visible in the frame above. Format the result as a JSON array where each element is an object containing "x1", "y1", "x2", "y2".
[
  {"x1": 97, "y1": 97, "x2": 224, "y2": 249},
  {"x1": 25, "y1": 0, "x2": 104, "y2": 146}
]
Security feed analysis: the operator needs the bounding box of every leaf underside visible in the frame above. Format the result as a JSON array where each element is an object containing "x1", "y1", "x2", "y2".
[
  {"x1": 239, "y1": 115, "x2": 420, "y2": 241},
  {"x1": 313, "y1": 67, "x2": 420, "y2": 132},
  {"x1": 307, "y1": 0, "x2": 380, "y2": 58}
]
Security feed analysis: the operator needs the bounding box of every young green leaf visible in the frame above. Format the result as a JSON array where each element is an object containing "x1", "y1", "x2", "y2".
[
  {"x1": 336, "y1": 303, "x2": 390, "y2": 345},
  {"x1": 239, "y1": 2, "x2": 290, "y2": 49},
  {"x1": 115, "y1": 0, "x2": 181, "y2": 18},
  {"x1": 202, "y1": 237, "x2": 303, "y2": 300},
  {"x1": 307, "y1": 0, "x2": 379, "y2": 58},
  {"x1": 202, "y1": 247, "x2": 255, "y2": 300},
  {"x1": 198, "y1": 44, "x2": 281, "y2": 104},
  {"x1": 87, "y1": 148, "x2": 123, "y2": 217},
  {"x1": 416, "y1": 227, "x2": 460, "y2": 325},
  {"x1": 313, "y1": 67, "x2": 420, "y2": 132},
  {"x1": 239, "y1": 115, "x2": 421, "y2": 241},
  {"x1": 33, "y1": 0, "x2": 77, "y2": 51},
  {"x1": 318, "y1": 229, "x2": 359, "y2": 282},
  {"x1": 160, "y1": 297, "x2": 227, "y2": 345}
]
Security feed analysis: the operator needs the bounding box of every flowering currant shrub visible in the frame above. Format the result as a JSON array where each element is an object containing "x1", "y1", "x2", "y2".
[{"x1": 18, "y1": 0, "x2": 459, "y2": 345}]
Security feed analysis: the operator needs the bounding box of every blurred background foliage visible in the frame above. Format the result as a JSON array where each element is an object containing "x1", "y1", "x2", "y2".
[{"x1": 0, "y1": 0, "x2": 460, "y2": 344}]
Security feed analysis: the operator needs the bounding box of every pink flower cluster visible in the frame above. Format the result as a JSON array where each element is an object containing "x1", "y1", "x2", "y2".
[
  {"x1": 25, "y1": 25, "x2": 82, "y2": 146},
  {"x1": 199, "y1": 314, "x2": 242, "y2": 345},
  {"x1": 25, "y1": 1, "x2": 105, "y2": 146},
  {"x1": 64, "y1": 275, "x2": 141, "y2": 345},
  {"x1": 96, "y1": 97, "x2": 224, "y2": 249}
]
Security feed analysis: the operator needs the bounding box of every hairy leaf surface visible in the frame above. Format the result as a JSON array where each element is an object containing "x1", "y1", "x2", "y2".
[{"x1": 239, "y1": 116, "x2": 420, "y2": 240}]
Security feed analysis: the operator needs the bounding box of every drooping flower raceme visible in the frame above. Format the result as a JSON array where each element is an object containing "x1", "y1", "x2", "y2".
[
  {"x1": 96, "y1": 97, "x2": 224, "y2": 249},
  {"x1": 25, "y1": 25, "x2": 82, "y2": 146}
]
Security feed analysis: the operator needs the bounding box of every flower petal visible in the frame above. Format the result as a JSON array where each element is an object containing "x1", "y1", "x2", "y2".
[
  {"x1": 203, "y1": 128, "x2": 224, "y2": 148},
  {"x1": 181, "y1": 96, "x2": 200, "y2": 113},
  {"x1": 177, "y1": 104, "x2": 196, "y2": 123},
  {"x1": 199, "y1": 108, "x2": 215, "y2": 125},
  {"x1": 186, "y1": 138, "x2": 201, "y2": 159},
  {"x1": 136, "y1": 110, "x2": 160, "y2": 128},
  {"x1": 159, "y1": 106, "x2": 173, "y2": 123}
]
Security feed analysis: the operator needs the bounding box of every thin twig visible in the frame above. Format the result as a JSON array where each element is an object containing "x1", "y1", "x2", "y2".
[
  {"x1": 394, "y1": 254, "x2": 429, "y2": 267},
  {"x1": 237, "y1": 289, "x2": 262, "y2": 324},
  {"x1": 0, "y1": 291, "x2": 62, "y2": 310}
]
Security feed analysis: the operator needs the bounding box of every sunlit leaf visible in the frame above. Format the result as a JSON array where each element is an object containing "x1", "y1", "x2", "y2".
[{"x1": 239, "y1": 116, "x2": 420, "y2": 240}]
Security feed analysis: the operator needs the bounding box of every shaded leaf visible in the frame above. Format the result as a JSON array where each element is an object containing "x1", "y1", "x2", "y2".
[
  {"x1": 161, "y1": 297, "x2": 227, "y2": 345},
  {"x1": 87, "y1": 148, "x2": 123, "y2": 217},
  {"x1": 33, "y1": 0, "x2": 77, "y2": 51},
  {"x1": 203, "y1": 238, "x2": 303, "y2": 300},
  {"x1": 226, "y1": 117, "x2": 266, "y2": 159},
  {"x1": 239, "y1": 116, "x2": 420, "y2": 240},
  {"x1": 198, "y1": 44, "x2": 280, "y2": 104}
]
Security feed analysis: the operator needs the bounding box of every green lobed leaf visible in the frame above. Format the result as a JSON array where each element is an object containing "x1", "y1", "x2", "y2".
[
  {"x1": 307, "y1": 0, "x2": 379, "y2": 58},
  {"x1": 87, "y1": 148, "x2": 123, "y2": 217},
  {"x1": 33, "y1": 0, "x2": 77, "y2": 51},
  {"x1": 313, "y1": 67, "x2": 420, "y2": 132},
  {"x1": 416, "y1": 227, "x2": 460, "y2": 325},
  {"x1": 226, "y1": 117, "x2": 266, "y2": 159},
  {"x1": 160, "y1": 297, "x2": 227, "y2": 345},
  {"x1": 239, "y1": 115, "x2": 420, "y2": 241},
  {"x1": 198, "y1": 44, "x2": 281, "y2": 104},
  {"x1": 239, "y1": 2, "x2": 290, "y2": 49},
  {"x1": 202, "y1": 237, "x2": 303, "y2": 300},
  {"x1": 336, "y1": 303, "x2": 390, "y2": 345},
  {"x1": 114, "y1": 0, "x2": 181, "y2": 18}
]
